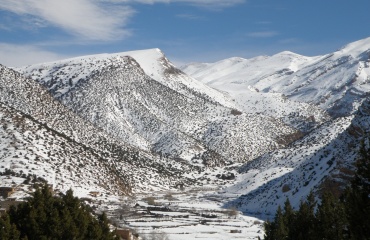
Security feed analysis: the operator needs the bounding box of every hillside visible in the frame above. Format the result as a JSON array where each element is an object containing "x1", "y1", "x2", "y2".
[
  {"x1": 0, "y1": 64, "x2": 197, "y2": 196},
  {"x1": 182, "y1": 37, "x2": 370, "y2": 215},
  {"x1": 18, "y1": 50, "x2": 299, "y2": 164},
  {"x1": 2, "y1": 37, "x2": 370, "y2": 221},
  {"x1": 182, "y1": 37, "x2": 370, "y2": 117}
]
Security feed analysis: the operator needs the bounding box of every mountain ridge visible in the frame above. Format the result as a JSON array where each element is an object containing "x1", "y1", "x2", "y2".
[
  {"x1": 182, "y1": 37, "x2": 370, "y2": 117},
  {"x1": 18, "y1": 49, "x2": 300, "y2": 164},
  {"x1": 0, "y1": 64, "x2": 199, "y2": 196},
  {"x1": 181, "y1": 36, "x2": 370, "y2": 214},
  {"x1": 2, "y1": 37, "x2": 370, "y2": 218}
]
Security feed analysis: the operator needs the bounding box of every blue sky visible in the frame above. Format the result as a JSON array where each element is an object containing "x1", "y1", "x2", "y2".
[{"x1": 0, "y1": 0, "x2": 370, "y2": 67}]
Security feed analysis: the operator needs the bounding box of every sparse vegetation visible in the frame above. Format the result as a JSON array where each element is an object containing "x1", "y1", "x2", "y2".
[
  {"x1": 227, "y1": 206, "x2": 239, "y2": 218},
  {"x1": 230, "y1": 109, "x2": 242, "y2": 116},
  {"x1": 281, "y1": 184, "x2": 290, "y2": 193}
]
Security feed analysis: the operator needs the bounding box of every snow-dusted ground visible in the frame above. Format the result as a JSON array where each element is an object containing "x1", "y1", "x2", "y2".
[{"x1": 97, "y1": 189, "x2": 264, "y2": 240}]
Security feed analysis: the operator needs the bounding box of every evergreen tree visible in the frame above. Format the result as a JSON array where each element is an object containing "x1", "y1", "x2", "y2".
[
  {"x1": 290, "y1": 192, "x2": 316, "y2": 240},
  {"x1": 263, "y1": 219, "x2": 274, "y2": 240},
  {"x1": 5, "y1": 184, "x2": 118, "y2": 240},
  {"x1": 354, "y1": 140, "x2": 370, "y2": 194},
  {"x1": 263, "y1": 137, "x2": 370, "y2": 240},
  {"x1": 282, "y1": 199, "x2": 294, "y2": 240},
  {"x1": 263, "y1": 206, "x2": 287, "y2": 240},
  {"x1": 345, "y1": 140, "x2": 370, "y2": 239},
  {"x1": 316, "y1": 192, "x2": 347, "y2": 240},
  {"x1": 273, "y1": 206, "x2": 288, "y2": 240},
  {"x1": 0, "y1": 214, "x2": 21, "y2": 240},
  {"x1": 98, "y1": 212, "x2": 118, "y2": 240}
]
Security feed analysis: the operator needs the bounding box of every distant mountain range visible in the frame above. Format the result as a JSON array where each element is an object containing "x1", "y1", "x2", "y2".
[
  {"x1": 182, "y1": 37, "x2": 370, "y2": 213},
  {"x1": 182, "y1": 38, "x2": 370, "y2": 117},
  {"x1": 1, "y1": 37, "x2": 369, "y2": 214}
]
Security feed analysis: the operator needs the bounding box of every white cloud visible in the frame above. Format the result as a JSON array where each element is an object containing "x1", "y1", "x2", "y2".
[
  {"x1": 130, "y1": 0, "x2": 245, "y2": 9},
  {"x1": 118, "y1": 0, "x2": 244, "y2": 6},
  {"x1": 0, "y1": 0, "x2": 134, "y2": 41},
  {"x1": 0, "y1": 0, "x2": 244, "y2": 41},
  {"x1": 0, "y1": 43, "x2": 68, "y2": 67},
  {"x1": 0, "y1": 0, "x2": 246, "y2": 67},
  {"x1": 247, "y1": 31, "x2": 278, "y2": 38},
  {"x1": 175, "y1": 0, "x2": 245, "y2": 8}
]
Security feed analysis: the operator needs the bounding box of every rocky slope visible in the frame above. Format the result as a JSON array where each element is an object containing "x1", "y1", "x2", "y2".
[
  {"x1": 18, "y1": 50, "x2": 298, "y2": 164},
  {"x1": 224, "y1": 98, "x2": 370, "y2": 215},
  {"x1": 3, "y1": 36, "x2": 370, "y2": 216},
  {"x1": 182, "y1": 37, "x2": 370, "y2": 215},
  {"x1": 0, "y1": 64, "x2": 197, "y2": 196}
]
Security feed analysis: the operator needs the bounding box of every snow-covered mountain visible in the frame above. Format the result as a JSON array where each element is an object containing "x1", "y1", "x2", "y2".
[
  {"x1": 2, "y1": 36, "x2": 370, "y2": 218},
  {"x1": 0, "y1": 64, "x2": 202, "y2": 196},
  {"x1": 182, "y1": 37, "x2": 370, "y2": 118},
  {"x1": 223, "y1": 98, "x2": 370, "y2": 215},
  {"x1": 182, "y1": 37, "x2": 370, "y2": 214},
  {"x1": 18, "y1": 49, "x2": 298, "y2": 164}
]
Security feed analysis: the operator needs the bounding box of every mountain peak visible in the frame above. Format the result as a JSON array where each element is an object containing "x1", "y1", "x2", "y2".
[
  {"x1": 337, "y1": 36, "x2": 370, "y2": 57},
  {"x1": 273, "y1": 50, "x2": 301, "y2": 57},
  {"x1": 183, "y1": 36, "x2": 370, "y2": 118}
]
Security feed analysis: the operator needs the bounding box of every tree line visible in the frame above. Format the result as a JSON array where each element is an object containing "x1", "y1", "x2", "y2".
[
  {"x1": 263, "y1": 141, "x2": 370, "y2": 240},
  {"x1": 0, "y1": 185, "x2": 118, "y2": 240}
]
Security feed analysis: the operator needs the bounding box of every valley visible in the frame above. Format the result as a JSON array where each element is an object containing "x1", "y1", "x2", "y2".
[{"x1": 1, "y1": 37, "x2": 370, "y2": 239}]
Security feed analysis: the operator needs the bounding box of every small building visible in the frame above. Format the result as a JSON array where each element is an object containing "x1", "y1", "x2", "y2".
[
  {"x1": 0, "y1": 187, "x2": 15, "y2": 199},
  {"x1": 115, "y1": 229, "x2": 135, "y2": 240}
]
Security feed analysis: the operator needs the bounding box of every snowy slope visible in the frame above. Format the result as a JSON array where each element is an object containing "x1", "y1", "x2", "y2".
[
  {"x1": 182, "y1": 52, "x2": 329, "y2": 131},
  {"x1": 182, "y1": 37, "x2": 370, "y2": 117},
  {"x1": 20, "y1": 49, "x2": 234, "y2": 108},
  {"x1": 120, "y1": 49, "x2": 236, "y2": 108},
  {"x1": 223, "y1": 96, "x2": 370, "y2": 216},
  {"x1": 18, "y1": 50, "x2": 299, "y2": 164},
  {"x1": 0, "y1": 64, "x2": 202, "y2": 196},
  {"x1": 0, "y1": 102, "x2": 131, "y2": 197},
  {"x1": 180, "y1": 37, "x2": 370, "y2": 216},
  {"x1": 224, "y1": 114, "x2": 355, "y2": 215},
  {"x1": 182, "y1": 52, "x2": 313, "y2": 86},
  {"x1": 6, "y1": 37, "x2": 370, "y2": 222}
]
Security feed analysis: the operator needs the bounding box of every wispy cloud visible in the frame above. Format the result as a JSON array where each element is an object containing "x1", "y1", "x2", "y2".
[
  {"x1": 0, "y1": 0, "x2": 245, "y2": 42},
  {"x1": 0, "y1": 0, "x2": 246, "y2": 67},
  {"x1": 247, "y1": 31, "x2": 278, "y2": 38},
  {"x1": 0, "y1": 43, "x2": 69, "y2": 67},
  {"x1": 129, "y1": 0, "x2": 245, "y2": 8},
  {"x1": 0, "y1": 0, "x2": 134, "y2": 41},
  {"x1": 173, "y1": 0, "x2": 245, "y2": 9},
  {"x1": 0, "y1": 23, "x2": 11, "y2": 31}
]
